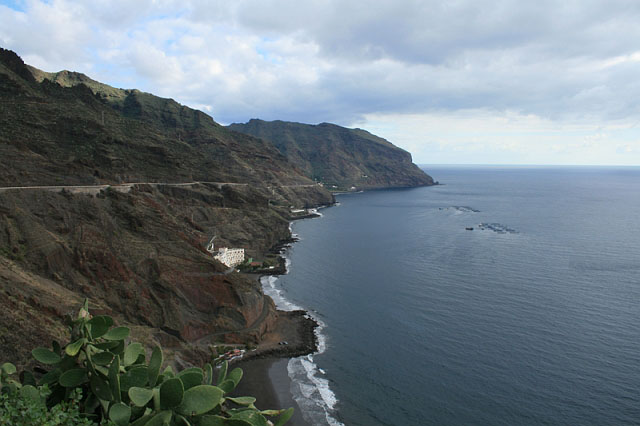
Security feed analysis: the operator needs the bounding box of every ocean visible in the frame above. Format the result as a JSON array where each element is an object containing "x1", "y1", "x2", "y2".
[{"x1": 262, "y1": 166, "x2": 640, "y2": 425}]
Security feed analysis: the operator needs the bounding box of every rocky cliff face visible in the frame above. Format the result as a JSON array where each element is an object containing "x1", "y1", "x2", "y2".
[
  {"x1": 0, "y1": 184, "x2": 296, "y2": 366},
  {"x1": 0, "y1": 49, "x2": 317, "y2": 188},
  {"x1": 0, "y1": 48, "x2": 333, "y2": 367},
  {"x1": 228, "y1": 119, "x2": 434, "y2": 190}
]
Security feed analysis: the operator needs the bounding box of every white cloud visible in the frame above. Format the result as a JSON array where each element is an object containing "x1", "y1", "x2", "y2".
[
  {"x1": 354, "y1": 111, "x2": 640, "y2": 165},
  {"x1": 1, "y1": 0, "x2": 640, "y2": 164},
  {"x1": 0, "y1": 0, "x2": 94, "y2": 70}
]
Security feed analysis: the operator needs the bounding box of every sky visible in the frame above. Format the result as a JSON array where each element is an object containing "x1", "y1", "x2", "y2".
[{"x1": 1, "y1": 0, "x2": 640, "y2": 165}]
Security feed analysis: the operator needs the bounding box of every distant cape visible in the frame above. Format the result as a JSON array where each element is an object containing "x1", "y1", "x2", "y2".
[{"x1": 228, "y1": 119, "x2": 434, "y2": 190}]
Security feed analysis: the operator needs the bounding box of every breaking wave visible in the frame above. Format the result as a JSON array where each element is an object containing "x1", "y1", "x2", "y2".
[{"x1": 260, "y1": 248, "x2": 343, "y2": 426}]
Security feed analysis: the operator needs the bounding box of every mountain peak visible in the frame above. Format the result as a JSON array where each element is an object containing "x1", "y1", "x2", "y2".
[{"x1": 0, "y1": 47, "x2": 36, "y2": 83}]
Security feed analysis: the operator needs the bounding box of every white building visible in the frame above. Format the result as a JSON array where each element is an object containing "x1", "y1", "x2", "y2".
[{"x1": 214, "y1": 247, "x2": 245, "y2": 268}]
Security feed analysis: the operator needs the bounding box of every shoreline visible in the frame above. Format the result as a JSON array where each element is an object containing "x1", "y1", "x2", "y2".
[
  {"x1": 237, "y1": 184, "x2": 433, "y2": 424},
  {"x1": 233, "y1": 205, "x2": 341, "y2": 426},
  {"x1": 231, "y1": 357, "x2": 311, "y2": 426},
  {"x1": 230, "y1": 310, "x2": 319, "y2": 364},
  {"x1": 329, "y1": 181, "x2": 438, "y2": 194}
]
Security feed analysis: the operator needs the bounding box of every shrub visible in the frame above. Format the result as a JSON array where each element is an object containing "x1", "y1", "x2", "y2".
[
  {"x1": 0, "y1": 386, "x2": 93, "y2": 425},
  {"x1": 0, "y1": 300, "x2": 293, "y2": 426}
]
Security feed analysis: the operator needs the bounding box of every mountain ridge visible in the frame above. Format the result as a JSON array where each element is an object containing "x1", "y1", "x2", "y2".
[
  {"x1": 0, "y1": 47, "x2": 434, "y2": 374},
  {"x1": 228, "y1": 118, "x2": 434, "y2": 190},
  {"x1": 21, "y1": 56, "x2": 432, "y2": 192},
  {"x1": 0, "y1": 52, "x2": 317, "y2": 188},
  {"x1": 0, "y1": 48, "x2": 331, "y2": 369}
]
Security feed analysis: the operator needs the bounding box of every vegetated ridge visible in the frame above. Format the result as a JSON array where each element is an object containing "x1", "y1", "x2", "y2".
[
  {"x1": 228, "y1": 118, "x2": 434, "y2": 190},
  {"x1": 0, "y1": 48, "x2": 332, "y2": 369}
]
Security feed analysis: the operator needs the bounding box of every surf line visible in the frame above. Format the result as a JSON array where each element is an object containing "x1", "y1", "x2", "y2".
[{"x1": 260, "y1": 219, "x2": 343, "y2": 426}]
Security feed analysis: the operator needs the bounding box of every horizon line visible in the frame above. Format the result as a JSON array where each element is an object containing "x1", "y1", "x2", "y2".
[{"x1": 417, "y1": 163, "x2": 640, "y2": 167}]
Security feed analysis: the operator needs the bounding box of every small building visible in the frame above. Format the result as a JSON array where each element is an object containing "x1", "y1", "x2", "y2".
[{"x1": 214, "y1": 247, "x2": 245, "y2": 268}]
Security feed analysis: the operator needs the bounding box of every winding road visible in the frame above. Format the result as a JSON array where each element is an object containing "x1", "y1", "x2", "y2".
[
  {"x1": 0, "y1": 181, "x2": 251, "y2": 195},
  {"x1": 0, "y1": 181, "x2": 321, "y2": 194}
]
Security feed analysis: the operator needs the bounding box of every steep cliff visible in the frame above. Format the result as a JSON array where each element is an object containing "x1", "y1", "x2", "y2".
[
  {"x1": 228, "y1": 119, "x2": 434, "y2": 190},
  {"x1": 0, "y1": 50, "x2": 321, "y2": 188},
  {"x1": 0, "y1": 48, "x2": 333, "y2": 367}
]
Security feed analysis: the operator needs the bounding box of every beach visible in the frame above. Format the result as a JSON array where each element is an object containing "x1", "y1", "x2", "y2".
[
  {"x1": 224, "y1": 307, "x2": 318, "y2": 425},
  {"x1": 233, "y1": 357, "x2": 311, "y2": 426},
  {"x1": 227, "y1": 210, "x2": 339, "y2": 426}
]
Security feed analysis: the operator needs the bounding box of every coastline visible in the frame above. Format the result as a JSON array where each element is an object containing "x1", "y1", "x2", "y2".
[
  {"x1": 234, "y1": 205, "x2": 343, "y2": 426},
  {"x1": 243, "y1": 183, "x2": 434, "y2": 425},
  {"x1": 232, "y1": 357, "x2": 311, "y2": 426},
  {"x1": 231, "y1": 310, "x2": 319, "y2": 364}
]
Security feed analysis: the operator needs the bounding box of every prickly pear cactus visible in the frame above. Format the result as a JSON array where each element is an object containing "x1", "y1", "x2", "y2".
[{"x1": 2, "y1": 300, "x2": 294, "y2": 425}]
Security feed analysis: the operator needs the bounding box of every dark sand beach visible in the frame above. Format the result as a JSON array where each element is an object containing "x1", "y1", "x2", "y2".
[
  {"x1": 233, "y1": 357, "x2": 311, "y2": 426},
  {"x1": 226, "y1": 309, "x2": 318, "y2": 426},
  {"x1": 222, "y1": 235, "x2": 322, "y2": 426}
]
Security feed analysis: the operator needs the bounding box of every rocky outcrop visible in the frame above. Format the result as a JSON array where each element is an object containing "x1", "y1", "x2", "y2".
[
  {"x1": 228, "y1": 119, "x2": 434, "y2": 190},
  {"x1": 0, "y1": 182, "x2": 328, "y2": 367}
]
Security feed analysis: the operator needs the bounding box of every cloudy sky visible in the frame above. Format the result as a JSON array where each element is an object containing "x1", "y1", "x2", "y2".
[{"x1": 2, "y1": 0, "x2": 640, "y2": 165}]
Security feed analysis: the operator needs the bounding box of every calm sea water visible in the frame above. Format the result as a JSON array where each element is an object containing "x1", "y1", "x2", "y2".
[{"x1": 267, "y1": 166, "x2": 640, "y2": 425}]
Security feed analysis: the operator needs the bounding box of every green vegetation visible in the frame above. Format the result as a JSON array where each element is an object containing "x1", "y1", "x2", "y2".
[
  {"x1": 236, "y1": 257, "x2": 277, "y2": 273},
  {"x1": 0, "y1": 385, "x2": 92, "y2": 425},
  {"x1": 0, "y1": 300, "x2": 293, "y2": 426},
  {"x1": 0, "y1": 243, "x2": 26, "y2": 261}
]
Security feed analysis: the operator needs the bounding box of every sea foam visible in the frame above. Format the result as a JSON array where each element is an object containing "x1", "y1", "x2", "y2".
[{"x1": 260, "y1": 245, "x2": 343, "y2": 426}]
